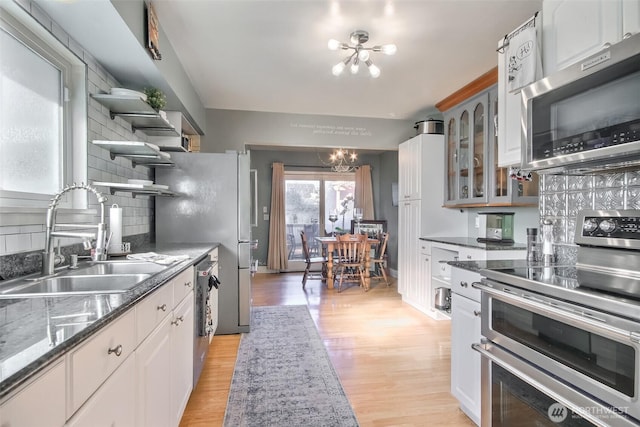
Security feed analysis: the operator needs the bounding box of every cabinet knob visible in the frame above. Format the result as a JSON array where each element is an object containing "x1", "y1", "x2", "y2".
[
  {"x1": 460, "y1": 281, "x2": 468, "y2": 288},
  {"x1": 602, "y1": 42, "x2": 612, "y2": 49},
  {"x1": 466, "y1": 255, "x2": 472, "y2": 260},
  {"x1": 157, "y1": 303, "x2": 167, "y2": 312},
  {"x1": 184, "y1": 281, "x2": 192, "y2": 288},
  {"x1": 108, "y1": 344, "x2": 123, "y2": 357},
  {"x1": 473, "y1": 310, "x2": 481, "y2": 317},
  {"x1": 172, "y1": 315, "x2": 185, "y2": 326}
]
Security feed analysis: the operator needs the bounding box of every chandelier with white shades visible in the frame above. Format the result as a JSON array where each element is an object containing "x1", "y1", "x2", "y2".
[{"x1": 328, "y1": 30, "x2": 397, "y2": 78}]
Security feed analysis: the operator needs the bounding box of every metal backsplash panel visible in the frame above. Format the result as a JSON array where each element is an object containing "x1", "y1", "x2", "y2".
[{"x1": 540, "y1": 170, "x2": 640, "y2": 263}]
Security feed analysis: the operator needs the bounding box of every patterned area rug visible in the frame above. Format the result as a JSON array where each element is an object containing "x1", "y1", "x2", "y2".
[{"x1": 223, "y1": 305, "x2": 359, "y2": 427}]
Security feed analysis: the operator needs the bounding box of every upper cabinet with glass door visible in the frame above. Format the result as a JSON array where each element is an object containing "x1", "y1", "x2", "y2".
[
  {"x1": 442, "y1": 81, "x2": 538, "y2": 208},
  {"x1": 444, "y1": 91, "x2": 489, "y2": 206}
]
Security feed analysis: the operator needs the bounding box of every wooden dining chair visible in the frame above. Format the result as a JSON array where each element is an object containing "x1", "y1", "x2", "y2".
[
  {"x1": 300, "y1": 230, "x2": 327, "y2": 288},
  {"x1": 371, "y1": 232, "x2": 390, "y2": 286},
  {"x1": 334, "y1": 233, "x2": 367, "y2": 292}
]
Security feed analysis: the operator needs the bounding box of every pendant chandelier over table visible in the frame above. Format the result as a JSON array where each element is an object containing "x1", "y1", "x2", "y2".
[{"x1": 328, "y1": 148, "x2": 358, "y2": 172}]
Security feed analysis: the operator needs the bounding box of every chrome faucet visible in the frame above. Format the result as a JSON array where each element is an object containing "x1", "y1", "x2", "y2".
[{"x1": 43, "y1": 183, "x2": 109, "y2": 275}]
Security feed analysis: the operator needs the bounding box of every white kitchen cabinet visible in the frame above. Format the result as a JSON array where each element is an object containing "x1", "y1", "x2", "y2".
[
  {"x1": 398, "y1": 135, "x2": 421, "y2": 201},
  {"x1": 66, "y1": 353, "x2": 136, "y2": 427},
  {"x1": 171, "y1": 293, "x2": 195, "y2": 427},
  {"x1": 496, "y1": 14, "x2": 542, "y2": 169},
  {"x1": 451, "y1": 290, "x2": 481, "y2": 426},
  {"x1": 136, "y1": 267, "x2": 194, "y2": 427},
  {"x1": 136, "y1": 315, "x2": 173, "y2": 427},
  {"x1": 398, "y1": 199, "x2": 421, "y2": 306},
  {"x1": 542, "y1": 0, "x2": 640, "y2": 76},
  {"x1": 0, "y1": 360, "x2": 66, "y2": 427},
  {"x1": 398, "y1": 133, "x2": 448, "y2": 315}
]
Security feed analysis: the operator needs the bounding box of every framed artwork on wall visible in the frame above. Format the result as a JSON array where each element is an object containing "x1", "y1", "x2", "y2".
[
  {"x1": 350, "y1": 220, "x2": 387, "y2": 237},
  {"x1": 146, "y1": 2, "x2": 162, "y2": 60}
]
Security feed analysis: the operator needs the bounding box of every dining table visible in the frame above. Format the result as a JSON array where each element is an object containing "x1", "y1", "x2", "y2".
[{"x1": 315, "y1": 235, "x2": 379, "y2": 291}]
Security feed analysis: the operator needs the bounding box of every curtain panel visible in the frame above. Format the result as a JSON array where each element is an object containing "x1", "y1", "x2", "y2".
[
  {"x1": 267, "y1": 162, "x2": 288, "y2": 270},
  {"x1": 355, "y1": 165, "x2": 374, "y2": 219}
]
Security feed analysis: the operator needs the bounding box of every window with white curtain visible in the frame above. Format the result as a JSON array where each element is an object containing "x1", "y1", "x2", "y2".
[{"x1": 0, "y1": 8, "x2": 86, "y2": 209}]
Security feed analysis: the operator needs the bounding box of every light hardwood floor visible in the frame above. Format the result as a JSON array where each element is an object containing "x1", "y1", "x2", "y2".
[{"x1": 179, "y1": 273, "x2": 476, "y2": 427}]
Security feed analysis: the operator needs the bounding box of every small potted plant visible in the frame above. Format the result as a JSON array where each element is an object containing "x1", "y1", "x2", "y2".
[{"x1": 143, "y1": 87, "x2": 166, "y2": 111}]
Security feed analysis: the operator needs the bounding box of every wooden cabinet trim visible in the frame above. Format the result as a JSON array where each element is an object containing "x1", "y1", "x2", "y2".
[{"x1": 435, "y1": 67, "x2": 498, "y2": 112}]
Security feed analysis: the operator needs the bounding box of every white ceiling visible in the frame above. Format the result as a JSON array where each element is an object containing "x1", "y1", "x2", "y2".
[{"x1": 151, "y1": 0, "x2": 542, "y2": 121}]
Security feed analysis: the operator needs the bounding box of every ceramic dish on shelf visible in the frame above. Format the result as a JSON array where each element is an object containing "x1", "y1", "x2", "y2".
[
  {"x1": 109, "y1": 88, "x2": 147, "y2": 101},
  {"x1": 149, "y1": 184, "x2": 169, "y2": 190},
  {"x1": 127, "y1": 179, "x2": 153, "y2": 186}
]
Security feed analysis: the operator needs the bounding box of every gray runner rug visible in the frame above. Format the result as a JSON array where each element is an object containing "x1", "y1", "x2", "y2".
[{"x1": 223, "y1": 305, "x2": 359, "y2": 427}]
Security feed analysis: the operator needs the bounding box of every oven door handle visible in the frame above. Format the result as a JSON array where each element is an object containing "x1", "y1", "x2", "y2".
[
  {"x1": 472, "y1": 342, "x2": 635, "y2": 427},
  {"x1": 473, "y1": 282, "x2": 634, "y2": 343}
]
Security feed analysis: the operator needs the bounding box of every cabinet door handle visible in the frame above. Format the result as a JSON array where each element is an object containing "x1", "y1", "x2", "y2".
[
  {"x1": 184, "y1": 281, "x2": 192, "y2": 288},
  {"x1": 602, "y1": 42, "x2": 612, "y2": 49},
  {"x1": 623, "y1": 32, "x2": 633, "y2": 39},
  {"x1": 460, "y1": 281, "x2": 468, "y2": 288},
  {"x1": 473, "y1": 310, "x2": 481, "y2": 317},
  {"x1": 108, "y1": 344, "x2": 123, "y2": 357},
  {"x1": 157, "y1": 303, "x2": 167, "y2": 312},
  {"x1": 172, "y1": 315, "x2": 185, "y2": 326},
  {"x1": 466, "y1": 255, "x2": 472, "y2": 260}
]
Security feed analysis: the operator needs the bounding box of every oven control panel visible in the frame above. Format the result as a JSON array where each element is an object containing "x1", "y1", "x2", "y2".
[{"x1": 575, "y1": 210, "x2": 640, "y2": 248}]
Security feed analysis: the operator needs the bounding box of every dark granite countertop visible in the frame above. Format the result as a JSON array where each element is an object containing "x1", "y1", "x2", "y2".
[
  {"x1": 0, "y1": 242, "x2": 219, "y2": 399},
  {"x1": 447, "y1": 259, "x2": 537, "y2": 273},
  {"x1": 419, "y1": 236, "x2": 527, "y2": 251}
]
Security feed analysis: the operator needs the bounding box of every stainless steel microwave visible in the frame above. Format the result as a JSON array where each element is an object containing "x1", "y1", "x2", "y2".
[{"x1": 521, "y1": 32, "x2": 640, "y2": 173}]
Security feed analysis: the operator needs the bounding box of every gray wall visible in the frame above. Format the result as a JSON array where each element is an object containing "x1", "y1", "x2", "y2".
[
  {"x1": 203, "y1": 109, "x2": 414, "y2": 153},
  {"x1": 378, "y1": 151, "x2": 399, "y2": 270},
  {"x1": 250, "y1": 149, "x2": 400, "y2": 268}
]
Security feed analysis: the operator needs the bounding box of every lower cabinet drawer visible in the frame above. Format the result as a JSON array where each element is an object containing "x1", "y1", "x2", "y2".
[
  {"x1": 173, "y1": 266, "x2": 194, "y2": 306},
  {"x1": 69, "y1": 309, "x2": 136, "y2": 415},
  {"x1": 136, "y1": 283, "x2": 173, "y2": 346},
  {"x1": 450, "y1": 267, "x2": 482, "y2": 303}
]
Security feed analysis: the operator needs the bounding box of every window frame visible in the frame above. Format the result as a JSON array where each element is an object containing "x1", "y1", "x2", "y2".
[{"x1": 0, "y1": 5, "x2": 87, "y2": 211}]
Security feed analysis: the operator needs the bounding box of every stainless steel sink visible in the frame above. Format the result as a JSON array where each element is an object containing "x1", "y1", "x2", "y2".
[
  {"x1": 0, "y1": 274, "x2": 150, "y2": 298},
  {"x1": 68, "y1": 261, "x2": 166, "y2": 276}
]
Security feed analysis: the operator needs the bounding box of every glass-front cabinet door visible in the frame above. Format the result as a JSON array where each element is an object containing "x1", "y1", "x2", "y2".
[
  {"x1": 446, "y1": 117, "x2": 457, "y2": 202},
  {"x1": 444, "y1": 92, "x2": 489, "y2": 206}
]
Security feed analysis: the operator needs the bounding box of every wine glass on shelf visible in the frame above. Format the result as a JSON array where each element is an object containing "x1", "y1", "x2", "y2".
[
  {"x1": 354, "y1": 208, "x2": 363, "y2": 234},
  {"x1": 328, "y1": 210, "x2": 338, "y2": 236}
]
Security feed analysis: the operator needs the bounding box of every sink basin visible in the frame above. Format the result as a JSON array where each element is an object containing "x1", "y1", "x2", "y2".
[
  {"x1": 0, "y1": 274, "x2": 150, "y2": 298},
  {"x1": 69, "y1": 261, "x2": 166, "y2": 276}
]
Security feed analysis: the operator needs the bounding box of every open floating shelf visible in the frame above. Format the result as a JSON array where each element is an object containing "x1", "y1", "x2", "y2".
[
  {"x1": 91, "y1": 140, "x2": 175, "y2": 168},
  {"x1": 92, "y1": 182, "x2": 179, "y2": 198},
  {"x1": 91, "y1": 93, "x2": 179, "y2": 137}
]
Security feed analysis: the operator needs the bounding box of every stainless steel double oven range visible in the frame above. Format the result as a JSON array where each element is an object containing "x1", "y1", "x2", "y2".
[{"x1": 474, "y1": 210, "x2": 640, "y2": 426}]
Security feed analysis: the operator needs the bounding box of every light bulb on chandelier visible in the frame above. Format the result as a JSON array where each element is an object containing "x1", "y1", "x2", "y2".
[
  {"x1": 326, "y1": 148, "x2": 358, "y2": 172},
  {"x1": 328, "y1": 30, "x2": 395, "y2": 78}
]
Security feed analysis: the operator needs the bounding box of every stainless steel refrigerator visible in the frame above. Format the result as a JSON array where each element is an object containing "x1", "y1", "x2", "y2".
[{"x1": 155, "y1": 152, "x2": 251, "y2": 334}]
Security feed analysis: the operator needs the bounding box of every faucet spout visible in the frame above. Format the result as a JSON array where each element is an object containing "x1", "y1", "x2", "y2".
[{"x1": 43, "y1": 183, "x2": 109, "y2": 275}]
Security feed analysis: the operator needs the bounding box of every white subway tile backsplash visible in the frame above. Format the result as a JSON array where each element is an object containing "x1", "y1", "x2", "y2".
[
  {"x1": 19, "y1": 225, "x2": 43, "y2": 234},
  {"x1": 0, "y1": 226, "x2": 21, "y2": 236},
  {"x1": 6, "y1": 234, "x2": 31, "y2": 253}
]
